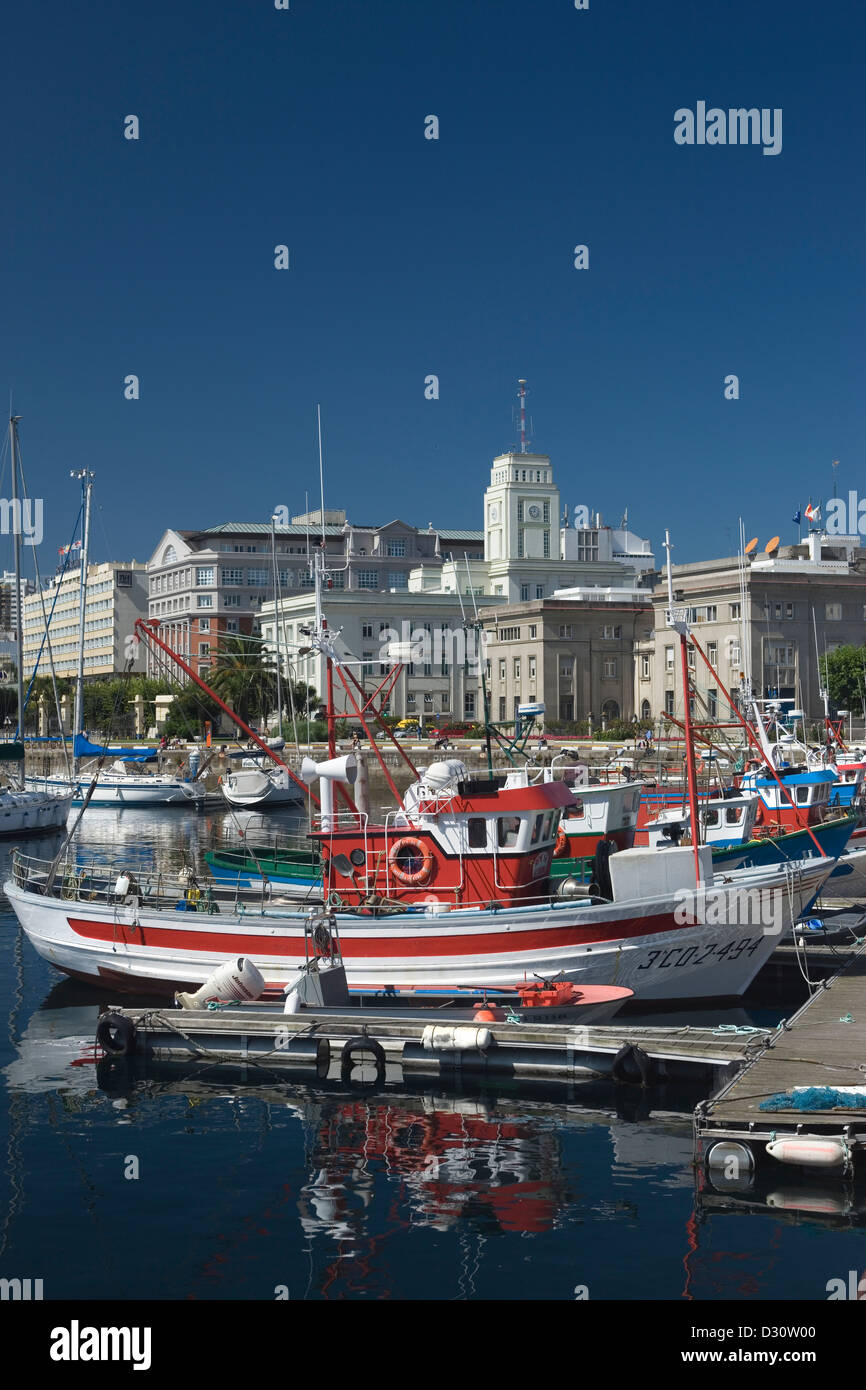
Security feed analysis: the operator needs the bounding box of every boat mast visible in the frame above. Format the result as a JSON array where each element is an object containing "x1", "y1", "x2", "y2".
[
  {"x1": 71, "y1": 469, "x2": 94, "y2": 765},
  {"x1": 270, "y1": 513, "x2": 283, "y2": 739},
  {"x1": 663, "y1": 530, "x2": 702, "y2": 886},
  {"x1": 8, "y1": 416, "x2": 24, "y2": 745},
  {"x1": 315, "y1": 405, "x2": 336, "y2": 758}
]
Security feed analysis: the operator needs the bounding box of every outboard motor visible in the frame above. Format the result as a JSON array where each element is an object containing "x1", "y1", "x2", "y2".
[{"x1": 175, "y1": 957, "x2": 265, "y2": 1009}]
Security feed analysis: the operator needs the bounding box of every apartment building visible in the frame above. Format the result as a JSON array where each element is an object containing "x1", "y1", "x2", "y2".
[
  {"x1": 21, "y1": 561, "x2": 148, "y2": 679},
  {"x1": 146, "y1": 513, "x2": 484, "y2": 682}
]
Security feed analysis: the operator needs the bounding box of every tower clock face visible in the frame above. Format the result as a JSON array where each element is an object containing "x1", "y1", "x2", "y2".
[
  {"x1": 528, "y1": 504, "x2": 541, "y2": 520},
  {"x1": 489, "y1": 504, "x2": 499, "y2": 522}
]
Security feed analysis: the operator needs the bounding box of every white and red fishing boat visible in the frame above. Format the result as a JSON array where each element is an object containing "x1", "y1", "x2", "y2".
[{"x1": 4, "y1": 839, "x2": 834, "y2": 1003}]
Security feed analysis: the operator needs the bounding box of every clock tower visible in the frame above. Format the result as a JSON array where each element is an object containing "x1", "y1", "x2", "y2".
[{"x1": 484, "y1": 449, "x2": 561, "y2": 602}]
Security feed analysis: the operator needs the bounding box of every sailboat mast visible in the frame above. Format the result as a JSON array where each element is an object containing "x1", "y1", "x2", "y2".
[
  {"x1": 9, "y1": 417, "x2": 24, "y2": 742},
  {"x1": 270, "y1": 514, "x2": 283, "y2": 739},
  {"x1": 663, "y1": 530, "x2": 702, "y2": 886},
  {"x1": 72, "y1": 470, "x2": 93, "y2": 758}
]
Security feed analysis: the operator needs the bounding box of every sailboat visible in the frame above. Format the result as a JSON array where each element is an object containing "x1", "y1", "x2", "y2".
[
  {"x1": 0, "y1": 416, "x2": 75, "y2": 835},
  {"x1": 26, "y1": 469, "x2": 206, "y2": 808}
]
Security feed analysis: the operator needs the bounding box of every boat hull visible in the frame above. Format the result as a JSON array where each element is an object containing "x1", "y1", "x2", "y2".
[{"x1": 5, "y1": 856, "x2": 833, "y2": 1003}]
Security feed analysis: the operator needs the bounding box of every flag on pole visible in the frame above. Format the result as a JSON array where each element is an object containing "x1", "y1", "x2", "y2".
[
  {"x1": 805, "y1": 501, "x2": 821, "y2": 522},
  {"x1": 792, "y1": 509, "x2": 801, "y2": 525}
]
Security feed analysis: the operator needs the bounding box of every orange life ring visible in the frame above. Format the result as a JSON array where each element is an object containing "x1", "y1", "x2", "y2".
[
  {"x1": 554, "y1": 826, "x2": 569, "y2": 858},
  {"x1": 388, "y1": 836, "x2": 434, "y2": 886}
]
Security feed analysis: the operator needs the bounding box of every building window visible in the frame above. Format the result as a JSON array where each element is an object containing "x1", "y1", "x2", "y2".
[
  {"x1": 707, "y1": 641, "x2": 718, "y2": 667},
  {"x1": 521, "y1": 584, "x2": 530, "y2": 601},
  {"x1": 730, "y1": 639, "x2": 741, "y2": 666},
  {"x1": 407, "y1": 691, "x2": 416, "y2": 707},
  {"x1": 543, "y1": 530, "x2": 550, "y2": 558},
  {"x1": 826, "y1": 602, "x2": 842, "y2": 621},
  {"x1": 577, "y1": 530, "x2": 599, "y2": 562},
  {"x1": 517, "y1": 529, "x2": 524, "y2": 558},
  {"x1": 543, "y1": 501, "x2": 550, "y2": 524},
  {"x1": 221, "y1": 568, "x2": 244, "y2": 585},
  {"x1": 116, "y1": 571, "x2": 132, "y2": 588},
  {"x1": 199, "y1": 618, "x2": 210, "y2": 633},
  {"x1": 196, "y1": 567, "x2": 214, "y2": 586},
  {"x1": 387, "y1": 571, "x2": 408, "y2": 589},
  {"x1": 528, "y1": 624, "x2": 536, "y2": 638},
  {"x1": 224, "y1": 594, "x2": 241, "y2": 607},
  {"x1": 386, "y1": 539, "x2": 406, "y2": 557},
  {"x1": 499, "y1": 696, "x2": 506, "y2": 721},
  {"x1": 529, "y1": 657, "x2": 536, "y2": 679},
  {"x1": 687, "y1": 646, "x2": 695, "y2": 669},
  {"x1": 603, "y1": 658, "x2": 617, "y2": 678},
  {"x1": 498, "y1": 626, "x2": 521, "y2": 641},
  {"x1": 513, "y1": 658, "x2": 521, "y2": 680},
  {"x1": 665, "y1": 645, "x2": 674, "y2": 670},
  {"x1": 707, "y1": 689, "x2": 718, "y2": 718},
  {"x1": 499, "y1": 660, "x2": 506, "y2": 679},
  {"x1": 362, "y1": 651, "x2": 374, "y2": 675},
  {"x1": 441, "y1": 693, "x2": 450, "y2": 711},
  {"x1": 536, "y1": 586, "x2": 543, "y2": 599},
  {"x1": 247, "y1": 568, "x2": 269, "y2": 586},
  {"x1": 199, "y1": 642, "x2": 210, "y2": 657},
  {"x1": 641, "y1": 654, "x2": 650, "y2": 679},
  {"x1": 464, "y1": 691, "x2": 476, "y2": 718},
  {"x1": 362, "y1": 622, "x2": 374, "y2": 638},
  {"x1": 665, "y1": 690, "x2": 675, "y2": 716},
  {"x1": 603, "y1": 624, "x2": 622, "y2": 639},
  {"x1": 729, "y1": 602, "x2": 741, "y2": 619},
  {"x1": 357, "y1": 571, "x2": 378, "y2": 589},
  {"x1": 197, "y1": 595, "x2": 213, "y2": 609},
  {"x1": 558, "y1": 624, "x2": 573, "y2": 639},
  {"x1": 517, "y1": 500, "x2": 524, "y2": 523}
]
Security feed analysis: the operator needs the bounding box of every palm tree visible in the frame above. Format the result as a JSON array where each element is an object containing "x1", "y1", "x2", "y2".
[{"x1": 210, "y1": 634, "x2": 278, "y2": 730}]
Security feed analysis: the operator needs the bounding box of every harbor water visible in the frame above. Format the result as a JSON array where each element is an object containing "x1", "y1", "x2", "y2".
[{"x1": 1, "y1": 807, "x2": 865, "y2": 1302}]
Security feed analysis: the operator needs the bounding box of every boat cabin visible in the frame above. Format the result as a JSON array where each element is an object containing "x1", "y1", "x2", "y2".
[{"x1": 310, "y1": 760, "x2": 574, "y2": 909}]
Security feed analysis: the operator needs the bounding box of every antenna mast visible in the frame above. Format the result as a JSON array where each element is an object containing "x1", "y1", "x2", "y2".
[{"x1": 518, "y1": 379, "x2": 528, "y2": 454}]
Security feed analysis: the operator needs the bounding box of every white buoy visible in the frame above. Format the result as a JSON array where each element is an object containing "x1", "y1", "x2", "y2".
[
  {"x1": 765, "y1": 1136, "x2": 849, "y2": 1168},
  {"x1": 175, "y1": 957, "x2": 266, "y2": 1009},
  {"x1": 421, "y1": 1023, "x2": 492, "y2": 1052}
]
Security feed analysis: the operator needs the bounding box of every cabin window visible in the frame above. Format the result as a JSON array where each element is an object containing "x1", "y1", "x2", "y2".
[
  {"x1": 796, "y1": 786, "x2": 809, "y2": 804},
  {"x1": 497, "y1": 816, "x2": 521, "y2": 849},
  {"x1": 467, "y1": 818, "x2": 487, "y2": 849},
  {"x1": 725, "y1": 807, "x2": 743, "y2": 824},
  {"x1": 530, "y1": 813, "x2": 544, "y2": 845},
  {"x1": 704, "y1": 808, "x2": 719, "y2": 827},
  {"x1": 542, "y1": 811, "x2": 557, "y2": 839}
]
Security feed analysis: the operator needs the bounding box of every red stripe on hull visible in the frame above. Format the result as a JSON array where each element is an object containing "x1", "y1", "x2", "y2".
[{"x1": 66, "y1": 911, "x2": 686, "y2": 958}]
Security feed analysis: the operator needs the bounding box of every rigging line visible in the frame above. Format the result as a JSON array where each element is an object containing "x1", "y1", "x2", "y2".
[{"x1": 16, "y1": 450, "x2": 82, "y2": 777}]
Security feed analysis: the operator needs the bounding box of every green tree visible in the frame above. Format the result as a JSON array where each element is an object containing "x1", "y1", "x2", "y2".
[
  {"x1": 162, "y1": 685, "x2": 224, "y2": 739},
  {"x1": 209, "y1": 635, "x2": 278, "y2": 728},
  {"x1": 819, "y1": 645, "x2": 866, "y2": 713}
]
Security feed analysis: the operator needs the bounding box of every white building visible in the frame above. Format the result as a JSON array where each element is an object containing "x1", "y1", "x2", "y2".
[
  {"x1": 21, "y1": 562, "x2": 148, "y2": 679},
  {"x1": 260, "y1": 588, "x2": 507, "y2": 725}
]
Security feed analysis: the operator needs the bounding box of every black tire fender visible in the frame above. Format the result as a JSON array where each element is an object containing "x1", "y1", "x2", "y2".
[
  {"x1": 340, "y1": 1034, "x2": 386, "y2": 1084},
  {"x1": 96, "y1": 1011, "x2": 137, "y2": 1058}
]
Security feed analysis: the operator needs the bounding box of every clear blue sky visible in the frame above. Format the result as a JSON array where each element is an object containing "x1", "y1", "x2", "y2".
[{"x1": 1, "y1": 0, "x2": 863, "y2": 569}]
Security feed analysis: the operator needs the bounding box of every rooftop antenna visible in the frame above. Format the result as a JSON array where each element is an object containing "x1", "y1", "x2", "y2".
[
  {"x1": 518, "y1": 379, "x2": 529, "y2": 454},
  {"x1": 832, "y1": 458, "x2": 839, "y2": 502}
]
